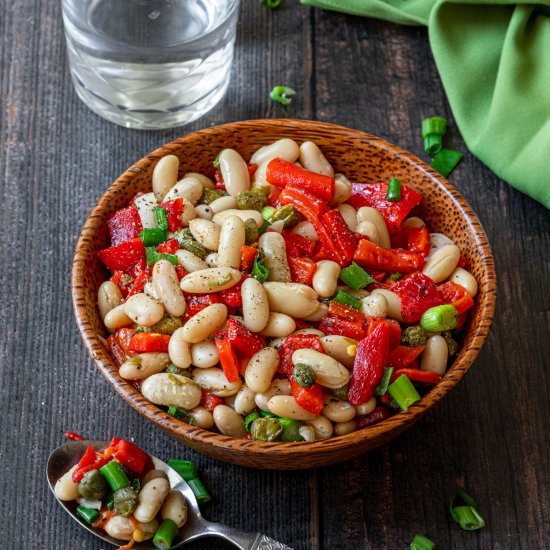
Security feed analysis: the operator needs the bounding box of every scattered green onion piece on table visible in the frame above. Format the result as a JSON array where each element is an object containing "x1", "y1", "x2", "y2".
[
  {"x1": 340, "y1": 262, "x2": 376, "y2": 291},
  {"x1": 168, "y1": 459, "x2": 197, "y2": 481},
  {"x1": 333, "y1": 289, "x2": 363, "y2": 310},
  {"x1": 270, "y1": 86, "x2": 296, "y2": 106},
  {"x1": 423, "y1": 134, "x2": 443, "y2": 156},
  {"x1": 262, "y1": 205, "x2": 276, "y2": 221},
  {"x1": 139, "y1": 228, "x2": 167, "y2": 247},
  {"x1": 187, "y1": 478, "x2": 211, "y2": 505},
  {"x1": 386, "y1": 178, "x2": 402, "y2": 202},
  {"x1": 99, "y1": 460, "x2": 130, "y2": 492},
  {"x1": 450, "y1": 490, "x2": 486, "y2": 530},
  {"x1": 153, "y1": 518, "x2": 178, "y2": 549},
  {"x1": 76, "y1": 505, "x2": 100, "y2": 525},
  {"x1": 261, "y1": 0, "x2": 283, "y2": 7},
  {"x1": 154, "y1": 207, "x2": 168, "y2": 230},
  {"x1": 167, "y1": 405, "x2": 195, "y2": 424},
  {"x1": 420, "y1": 304, "x2": 458, "y2": 332},
  {"x1": 245, "y1": 410, "x2": 261, "y2": 433},
  {"x1": 252, "y1": 251, "x2": 269, "y2": 283},
  {"x1": 422, "y1": 116, "x2": 447, "y2": 155},
  {"x1": 388, "y1": 375, "x2": 421, "y2": 411},
  {"x1": 431, "y1": 149, "x2": 463, "y2": 177},
  {"x1": 375, "y1": 367, "x2": 394, "y2": 395},
  {"x1": 410, "y1": 533, "x2": 436, "y2": 550}
]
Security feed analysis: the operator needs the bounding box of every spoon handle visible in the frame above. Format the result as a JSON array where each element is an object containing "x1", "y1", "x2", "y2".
[{"x1": 205, "y1": 522, "x2": 293, "y2": 549}]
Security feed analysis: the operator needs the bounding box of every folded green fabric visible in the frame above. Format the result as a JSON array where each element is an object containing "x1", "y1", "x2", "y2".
[{"x1": 301, "y1": 0, "x2": 550, "y2": 208}]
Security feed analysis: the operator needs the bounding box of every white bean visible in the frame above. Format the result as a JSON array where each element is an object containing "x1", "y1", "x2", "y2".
[
  {"x1": 195, "y1": 204, "x2": 214, "y2": 220},
  {"x1": 209, "y1": 195, "x2": 237, "y2": 213},
  {"x1": 427, "y1": 233, "x2": 455, "y2": 257},
  {"x1": 250, "y1": 138, "x2": 300, "y2": 166},
  {"x1": 361, "y1": 293, "x2": 388, "y2": 318},
  {"x1": 234, "y1": 386, "x2": 257, "y2": 415},
  {"x1": 255, "y1": 379, "x2": 291, "y2": 411},
  {"x1": 320, "y1": 335, "x2": 357, "y2": 368},
  {"x1": 355, "y1": 221, "x2": 381, "y2": 245},
  {"x1": 180, "y1": 268, "x2": 241, "y2": 293},
  {"x1": 134, "y1": 192, "x2": 157, "y2": 229},
  {"x1": 422, "y1": 244, "x2": 460, "y2": 283},
  {"x1": 219, "y1": 149, "x2": 250, "y2": 197},
  {"x1": 450, "y1": 267, "x2": 478, "y2": 297},
  {"x1": 336, "y1": 204, "x2": 358, "y2": 232},
  {"x1": 224, "y1": 393, "x2": 237, "y2": 408},
  {"x1": 142, "y1": 470, "x2": 168, "y2": 486},
  {"x1": 241, "y1": 278, "x2": 270, "y2": 332},
  {"x1": 103, "y1": 304, "x2": 132, "y2": 330},
  {"x1": 355, "y1": 396, "x2": 377, "y2": 416},
  {"x1": 218, "y1": 216, "x2": 245, "y2": 269},
  {"x1": 356, "y1": 207, "x2": 390, "y2": 248},
  {"x1": 153, "y1": 155, "x2": 179, "y2": 202},
  {"x1": 371, "y1": 289, "x2": 403, "y2": 321},
  {"x1": 331, "y1": 173, "x2": 352, "y2": 206},
  {"x1": 292, "y1": 220, "x2": 319, "y2": 241},
  {"x1": 153, "y1": 260, "x2": 186, "y2": 316},
  {"x1": 144, "y1": 281, "x2": 159, "y2": 300},
  {"x1": 184, "y1": 172, "x2": 215, "y2": 190},
  {"x1": 299, "y1": 425, "x2": 316, "y2": 441},
  {"x1": 213, "y1": 209, "x2": 263, "y2": 228},
  {"x1": 104, "y1": 516, "x2": 158, "y2": 542},
  {"x1": 420, "y1": 335, "x2": 448, "y2": 375},
  {"x1": 260, "y1": 312, "x2": 296, "y2": 337},
  {"x1": 312, "y1": 260, "x2": 341, "y2": 298},
  {"x1": 163, "y1": 176, "x2": 203, "y2": 205},
  {"x1": 403, "y1": 216, "x2": 425, "y2": 229},
  {"x1": 134, "y1": 478, "x2": 170, "y2": 523},
  {"x1": 161, "y1": 490, "x2": 188, "y2": 528},
  {"x1": 263, "y1": 282, "x2": 319, "y2": 318},
  {"x1": 292, "y1": 349, "x2": 349, "y2": 389},
  {"x1": 181, "y1": 303, "x2": 227, "y2": 343},
  {"x1": 192, "y1": 367, "x2": 242, "y2": 397},
  {"x1": 304, "y1": 416, "x2": 333, "y2": 439},
  {"x1": 334, "y1": 420, "x2": 357, "y2": 436},
  {"x1": 244, "y1": 347, "x2": 279, "y2": 393},
  {"x1": 322, "y1": 398, "x2": 356, "y2": 422},
  {"x1": 123, "y1": 293, "x2": 164, "y2": 326},
  {"x1": 213, "y1": 404, "x2": 246, "y2": 437},
  {"x1": 187, "y1": 406, "x2": 214, "y2": 429},
  {"x1": 54, "y1": 465, "x2": 79, "y2": 501},
  {"x1": 98, "y1": 281, "x2": 123, "y2": 322},
  {"x1": 191, "y1": 338, "x2": 219, "y2": 368},
  {"x1": 205, "y1": 253, "x2": 219, "y2": 267},
  {"x1": 293, "y1": 328, "x2": 325, "y2": 337},
  {"x1": 302, "y1": 302, "x2": 328, "y2": 322},
  {"x1": 119, "y1": 352, "x2": 170, "y2": 380},
  {"x1": 179, "y1": 199, "x2": 197, "y2": 227},
  {"x1": 189, "y1": 219, "x2": 221, "y2": 251},
  {"x1": 259, "y1": 232, "x2": 291, "y2": 282},
  {"x1": 141, "y1": 373, "x2": 202, "y2": 409},
  {"x1": 299, "y1": 141, "x2": 334, "y2": 176},
  {"x1": 268, "y1": 395, "x2": 318, "y2": 420},
  {"x1": 168, "y1": 328, "x2": 192, "y2": 369},
  {"x1": 175, "y1": 249, "x2": 208, "y2": 273}
]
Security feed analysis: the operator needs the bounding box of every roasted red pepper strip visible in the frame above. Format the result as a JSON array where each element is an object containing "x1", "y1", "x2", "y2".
[
  {"x1": 226, "y1": 318, "x2": 266, "y2": 359},
  {"x1": 279, "y1": 185, "x2": 330, "y2": 221},
  {"x1": 107, "y1": 334, "x2": 127, "y2": 367},
  {"x1": 366, "y1": 318, "x2": 401, "y2": 349},
  {"x1": 354, "y1": 239, "x2": 424, "y2": 274},
  {"x1": 290, "y1": 378, "x2": 324, "y2": 415},
  {"x1": 98, "y1": 237, "x2": 146, "y2": 277},
  {"x1": 112, "y1": 439, "x2": 148, "y2": 473},
  {"x1": 214, "y1": 331, "x2": 240, "y2": 383},
  {"x1": 64, "y1": 432, "x2": 85, "y2": 441},
  {"x1": 184, "y1": 294, "x2": 221, "y2": 319},
  {"x1": 240, "y1": 245, "x2": 258, "y2": 272},
  {"x1": 391, "y1": 272, "x2": 443, "y2": 323},
  {"x1": 247, "y1": 163, "x2": 258, "y2": 179},
  {"x1": 218, "y1": 276, "x2": 247, "y2": 308},
  {"x1": 267, "y1": 186, "x2": 282, "y2": 207},
  {"x1": 115, "y1": 328, "x2": 137, "y2": 356},
  {"x1": 108, "y1": 207, "x2": 142, "y2": 246},
  {"x1": 321, "y1": 209, "x2": 358, "y2": 267},
  {"x1": 288, "y1": 256, "x2": 317, "y2": 285},
  {"x1": 110, "y1": 271, "x2": 134, "y2": 298},
  {"x1": 318, "y1": 316, "x2": 366, "y2": 341},
  {"x1": 348, "y1": 322, "x2": 390, "y2": 406},
  {"x1": 160, "y1": 198, "x2": 185, "y2": 233},
  {"x1": 282, "y1": 230, "x2": 316, "y2": 257},
  {"x1": 348, "y1": 182, "x2": 423, "y2": 234},
  {"x1": 72, "y1": 446, "x2": 98, "y2": 482},
  {"x1": 128, "y1": 333, "x2": 171, "y2": 353},
  {"x1": 175, "y1": 265, "x2": 188, "y2": 280},
  {"x1": 200, "y1": 390, "x2": 223, "y2": 412},
  {"x1": 266, "y1": 158, "x2": 335, "y2": 202},
  {"x1": 356, "y1": 406, "x2": 392, "y2": 428},
  {"x1": 452, "y1": 294, "x2": 474, "y2": 315},
  {"x1": 156, "y1": 238, "x2": 179, "y2": 255},
  {"x1": 387, "y1": 345, "x2": 426, "y2": 369},
  {"x1": 438, "y1": 281, "x2": 474, "y2": 314},
  {"x1": 328, "y1": 301, "x2": 366, "y2": 324},
  {"x1": 214, "y1": 169, "x2": 225, "y2": 190},
  {"x1": 278, "y1": 334, "x2": 323, "y2": 374},
  {"x1": 406, "y1": 225, "x2": 430, "y2": 256},
  {"x1": 392, "y1": 368, "x2": 441, "y2": 385},
  {"x1": 126, "y1": 269, "x2": 151, "y2": 298}
]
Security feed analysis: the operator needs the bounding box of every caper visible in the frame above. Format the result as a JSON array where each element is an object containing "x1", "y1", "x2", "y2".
[
  {"x1": 270, "y1": 205, "x2": 300, "y2": 228},
  {"x1": 236, "y1": 189, "x2": 268, "y2": 212},
  {"x1": 173, "y1": 228, "x2": 208, "y2": 260},
  {"x1": 166, "y1": 363, "x2": 193, "y2": 378},
  {"x1": 201, "y1": 188, "x2": 227, "y2": 205},
  {"x1": 77, "y1": 469, "x2": 108, "y2": 500},
  {"x1": 113, "y1": 487, "x2": 138, "y2": 517},
  {"x1": 331, "y1": 383, "x2": 349, "y2": 401},
  {"x1": 401, "y1": 325, "x2": 428, "y2": 347},
  {"x1": 441, "y1": 331, "x2": 459, "y2": 357},
  {"x1": 244, "y1": 218, "x2": 259, "y2": 245},
  {"x1": 250, "y1": 417, "x2": 283, "y2": 442},
  {"x1": 292, "y1": 363, "x2": 316, "y2": 388},
  {"x1": 279, "y1": 419, "x2": 304, "y2": 442},
  {"x1": 150, "y1": 315, "x2": 183, "y2": 335}
]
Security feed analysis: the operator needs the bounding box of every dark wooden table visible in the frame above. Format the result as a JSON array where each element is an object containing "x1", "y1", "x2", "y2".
[{"x1": 1, "y1": 2, "x2": 549, "y2": 549}]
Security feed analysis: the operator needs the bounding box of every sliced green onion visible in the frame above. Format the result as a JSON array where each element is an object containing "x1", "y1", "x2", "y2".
[
  {"x1": 386, "y1": 178, "x2": 402, "y2": 202},
  {"x1": 339, "y1": 262, "x2": 376, "y2": 291},
  {"x1": 422, "y1": 116, "x2": 447, "y2": 155},
  {"x1": 131, "y1": 478, "x2": 141, "y2": 493},
  {"x1": 423, "y1": 134, "x2": 443, "y2": 155},
  {"x1": 187, "y1": 478, "x2": 211, "y2": 504},
  {"x1": 258, "y1": 218, "x2": 270, "y2": 235},
  {"x1": 431, "y1": 149, "x2": 463, "y2": 177},
  {"x1": 420, "y1": 304, "x2": 458, "y2": 332},
  {"x1": 154, "y1": 207, "x2": 168, "y2": 230},
  {"x1": 76, "y1": 505, "x2": 100, "y2": 525},
  {"x1": 260, "y1": 410, "x2": 278, "y2": 418},
  {"x1": 252, "y1": 251, "x2": 269, "y2": 283},
  {"x1": 164, "y1": 253, "x2": 178, "y2": 265},
  {"x1": 167, "y1": 459, "x2": 197, "y2": 481},
  {"x1": 213, "y1": 151, "x2": 222, "y2": 169},
  {"x1": 261, "y1": 205, "x2": 276, "y2": 221},
  {"x1": 390, "y1": 273, "x2": 403, "y2": 281},
  {"x1": 146, "y1": 247, "x2": 178, "y2": 266},
  {"x1": 410, "y1": 533, "x2": 436, "y2": 550},
  {"x1": 245, "y1": 410, "x2": 261, "y2": 433},
  {"x1": 167, "y1": 405, "x2": 195, "y2": 425},
  {"x1": 100, "y1": 460, "x2": 130, "y2": 492},
  {"x1": 138, "y1": 228, "x2": 167, "y2": 247},
  {"x1": 270, "y1": 85, "x2": 296, "y2": 106},
  {"x1": 153, "y1": 518, "x2": 178, "y2": 549},
  {"x1": 388, "y1": 375, "x2": 421, "y2": 411},
  {"x1": 261, "y1": 0, "x2": 283, "y2": 8},
  {"x1": 103, "y1": 491, "x2": 114, "y2": 510},
  {"x1": 375, "y1": 367, "x2": 394, "y2": 395},
  {"x1": 333, "y1": 289, "x2": 363, "y2": 310},
  {"x1": 450, "y1": 490, "x2": 486, "y2": 530},
  {"x1": 279, "y1": 418, "x2": 304, "y2": 442}
]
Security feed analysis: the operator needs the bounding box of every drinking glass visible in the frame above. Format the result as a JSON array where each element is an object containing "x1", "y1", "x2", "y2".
[{"x1": 62, "y1": 0, "x2": 240, "y2": 130}]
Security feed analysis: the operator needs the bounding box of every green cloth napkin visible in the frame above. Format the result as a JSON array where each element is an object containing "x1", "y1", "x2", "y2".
[{"x1": 301, "y1": 0, "x2": 550, "y2": 208}]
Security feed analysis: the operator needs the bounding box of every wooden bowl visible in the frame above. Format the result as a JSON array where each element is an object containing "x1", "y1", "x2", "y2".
[{"x1": 72, "y1": 119, "x2": 496, "y2": 469}]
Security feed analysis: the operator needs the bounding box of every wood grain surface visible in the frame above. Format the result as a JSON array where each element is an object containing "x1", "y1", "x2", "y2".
[{"x1": 1, "y1": 1, "x2": 548, "y2": 549}]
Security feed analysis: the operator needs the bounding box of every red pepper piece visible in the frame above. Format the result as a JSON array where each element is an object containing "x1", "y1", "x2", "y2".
[
  {"x1": 318, "y1": 315, "x2": 366, "y2": 340},
  {"x1": 241, "y1": 245, "x2": 258, "y2": 272},
  {"x1": 115, "y1": 328, "x2": 137, "y2": 356},
  {"x1": 321, "y1": 209, "x2": 358, "y2": 267},
  {"x1": 288, "y1": 256, "x2": 317, "y2": 285},
  {"x1": 141, "y1": 453, "x2": 155, "y2": 478},
  {"x1": 279, "y1": 185, "x2": 330, "y2": 221},
  {"x1": 110, "y1": 271, "x2": 134, "y2": 298},
  {"x1": 64, "y1": 432, "x2": 85, "y2": 441},
  {"x1": 128, "y1": 333, "x2": 171, "y2": 353},
  {"x1": 112, "y1": 439, "x2": 148, "y2": 473},
  {"x1": 438, "y1": 281, "x2": 474, "y2": 314},
  {"x1": 160, "y1": 198, "x2": 185, "y2": 233},
  {"x1": 354, "y1": 239, "x2": 424, "y2": 274},
  {"x1": 126, "y1": 269, "x2": 151, "y2": 298},
  {"x1": 289, "y1": 378, "x2": 324, "y2": 415},
  {"x1": 365, "y1": 318, "x2": 402, "y2": 349},
  {"x1": 356, "y1": 406, "x2": 392, "y2": 428},
  {"x1": 108, "y1": 207, "x2": 142, "y2": 246},
  {"x1": 267, "y1": 186, "x2": 282, "y2": 208},
  {"x1": 214, "y1": 331, "x2": 240, "y2": 383},
  {"x1": 175, "y1": 265, "x2": 188, "y2": 280},
  {"x1": 453, "y1": 294, "x2": 474, "y2": 315},
  {"x1": 328, "y1": 301, "x2": 366, "y2": 324},
  {"x1": 218, "y1": 276, "x2": 247, "y2": 308},
  {"x1": 226, "y1": 318, "x2": 266, "y2": 359},
  {"x1": 457, "y1": 255, "x2": 469, "y2": 269},
  {"x1": 348, "y1": 322, "x2": 390, "y2": 406},
  {"x1": 391, "y1": 272, "x2": 443, "y2": 323},
  {"x1": 200, "y1": 390, "x2": 224, "y2": 412},
  {"x1": 392, "y1": 368, "x2": 441, "y2": 385},
  {"x1": 214, "y1": 169, "x2": 225, "y2": 190},
  {"x1": 247, "y1": 163, "x2": 258, "y2": 179},
  {"x1": 387, "y1": 345, "x2": 426, "y2": 369},
  {"x1": 72, "y1": 446, "x2": 98, "y2": 482},
  {"x1": 278, "y1": 334, "x2": 323, "y2": 375},
  {"x1": 184, "y1": 294, "x2": 221, "y2": 319},
  {"x1": 107, "y1": 334, "x2": 127, "y2": 367},
  {"x1": 348, "y1": 182, "x2": 423, "y2": 234},
  {"x1": 98, "y1": 238, "x2": 146, "y2": 277},
  {"x1": 156, "y1": 238, "x2": 179, "y2": 255},
  {"x1": 266, "y1": 158, "x2": 335, "y2": 201},
  {"x1": 406, "y1": 225, "x2": 430, "y2": 256}
]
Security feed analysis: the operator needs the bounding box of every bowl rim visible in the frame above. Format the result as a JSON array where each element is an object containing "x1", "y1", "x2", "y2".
[{"x1": 72, "y1": 118, "x2": 497, "y2": 459}]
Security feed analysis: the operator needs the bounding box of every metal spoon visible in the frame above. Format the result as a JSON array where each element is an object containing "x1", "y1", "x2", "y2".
[{"x1": 47, "y1": 440, "x2": 292, "y2": 550}]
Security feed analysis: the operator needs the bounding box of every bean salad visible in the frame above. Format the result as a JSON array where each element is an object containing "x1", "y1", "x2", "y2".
[{"x1": 97, "y1": 138, "x2": 478, "y2": 442}]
